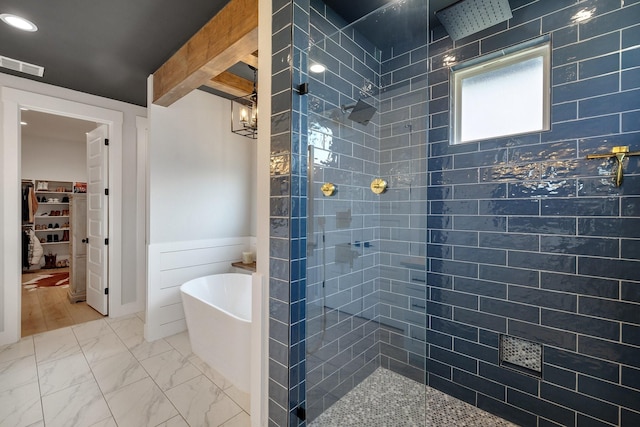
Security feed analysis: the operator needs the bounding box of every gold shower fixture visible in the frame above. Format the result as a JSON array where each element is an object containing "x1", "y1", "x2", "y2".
[
  {"x1": 321, "y1": 183, "x2": 336, "y2": 197},
  {"x1": 586, "y1": 146, "x2": 640, "y2": 187},
  {"x1": 370, "y1": 178, "x2": 388, "y2": 194}
]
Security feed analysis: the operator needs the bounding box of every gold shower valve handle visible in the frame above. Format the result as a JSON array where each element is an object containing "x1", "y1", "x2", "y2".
[
  {"x1": 370, "y1": 178, "x2": 388, "y2": 194},
  {"x1": 321, "y1": 183, "x2": 336, "y2": 197}
]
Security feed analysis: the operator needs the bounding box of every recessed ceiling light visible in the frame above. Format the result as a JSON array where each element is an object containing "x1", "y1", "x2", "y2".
[
  {"x1": 0, "y1": 13, "x2": 38, "y2": 32},
  {"x1": 310, "y1": 63, "x2": 326, "y2": 73}
]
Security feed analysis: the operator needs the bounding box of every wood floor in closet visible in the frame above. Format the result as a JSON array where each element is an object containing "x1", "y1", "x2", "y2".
[{"x1": 21, "y1": 268, "x2": 104, "y2": 337}]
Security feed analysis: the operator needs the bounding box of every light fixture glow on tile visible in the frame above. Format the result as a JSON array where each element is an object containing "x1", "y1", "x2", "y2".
[
  {"x1": 0, "y1": 13, "x2": 38, "y2": 31},
  {"x1": 443, "y1": 55, "x2": 457, "y2": 67},
  {"x1": 571, "y1": 8, "x2": 595, "y2": 23},
  {"x1": 310, "y1": 63, "x2": 326, "y2": 73}
]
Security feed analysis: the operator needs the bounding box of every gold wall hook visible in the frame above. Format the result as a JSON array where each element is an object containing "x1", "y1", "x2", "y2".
[
  {"x1": 586, "y1": 146, "x2": 640, "y2": 187},
  {"x1": 321, "y1": 182, "x2": 336, "y2": 197},
  {"x1": 370, "y1": 178, "x2": 388, "y2": 194}
]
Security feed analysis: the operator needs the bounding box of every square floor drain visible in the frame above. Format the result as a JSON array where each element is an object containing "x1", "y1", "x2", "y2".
[{"x1": 500, "y1": 335, "x2": 542, "y2": 374}]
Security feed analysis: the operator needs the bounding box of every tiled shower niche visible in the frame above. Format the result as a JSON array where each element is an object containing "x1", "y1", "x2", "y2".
[{"x1": 500, "y1": 335, "x2": 542, "y2": 375}]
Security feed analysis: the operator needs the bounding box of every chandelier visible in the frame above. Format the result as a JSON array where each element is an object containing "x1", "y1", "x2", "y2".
[{"x1": 230, "y1": 65, "x2": 258, "y2": 139}]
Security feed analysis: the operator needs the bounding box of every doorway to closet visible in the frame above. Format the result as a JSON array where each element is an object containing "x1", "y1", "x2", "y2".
[{"x1": 20, "y1": 110, "x2": 107, "y2": 336}]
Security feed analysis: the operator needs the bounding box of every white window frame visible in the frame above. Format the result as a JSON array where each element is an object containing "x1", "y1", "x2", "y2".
[{"x1": 450, "y1": 37, "x2": 551, "y2": 145}]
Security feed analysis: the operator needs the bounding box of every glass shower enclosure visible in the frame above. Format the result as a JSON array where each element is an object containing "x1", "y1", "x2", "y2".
[{"x1": 304, "y1": 0, "x2": 429, "y2": 423}]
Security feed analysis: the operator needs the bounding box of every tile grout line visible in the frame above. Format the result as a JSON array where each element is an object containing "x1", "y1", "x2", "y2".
[
  {"x1": 98, "y1": 318, "x2": 181, "y2": 427},
  {"x1": 73, "y1": 320, "x2": 118, "y2": 427},
  {"x1": 31, "y1": 335, "x2": 48, "y2": 427},
  {"x1": 108, "y1": 318, "x2": 191, "y2": 426}
]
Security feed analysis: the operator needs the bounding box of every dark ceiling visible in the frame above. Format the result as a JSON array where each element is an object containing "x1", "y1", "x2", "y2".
[
  {"x1": 0, "y1": 1, "x2": 456, "y2": 107},
  {"x1": 0, "y1": 0, "x2": 229, "y2": 106},
  {"x1": 325, "y1": 0, "x2": 457, "y2": 28}
]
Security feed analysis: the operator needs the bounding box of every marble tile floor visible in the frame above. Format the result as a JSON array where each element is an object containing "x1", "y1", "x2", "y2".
[
  {"x1": 310, "y1": 368, "x2": 518, "y2": 427},
  {"x1": 0, "y1": 312, "x2": 250, "y2": 427}
]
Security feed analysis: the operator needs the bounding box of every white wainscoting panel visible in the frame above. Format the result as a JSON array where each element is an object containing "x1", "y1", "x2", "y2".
[{"x1": 145, "y1": 237, "x2": 254, "y2": 341}]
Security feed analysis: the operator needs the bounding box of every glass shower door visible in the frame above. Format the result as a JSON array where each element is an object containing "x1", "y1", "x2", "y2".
[
  {"x1": 305, "y1": 110, "x2": 379, "y2": 422},
  {"x1": 304, "y1": 0, "x2": 429, "y2": 424}
]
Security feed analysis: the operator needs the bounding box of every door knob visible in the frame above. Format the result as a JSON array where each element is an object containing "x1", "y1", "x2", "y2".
[{"x1": 82, "y1": 238, "x2": 89, "y2": 244}]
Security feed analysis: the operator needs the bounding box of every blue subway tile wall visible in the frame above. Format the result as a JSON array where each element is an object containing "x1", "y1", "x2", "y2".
[
  {"x1": 289, "y1": 1, "x2": 310, "y2": 425},
  {"x1": 271, "y1": 0, "x2": 640, "y2": 426},
  {"x1": 426, "y1": 1, "x2": 640, "y2": 426},
  {"x1": 269, "y1": 0, "x2": 305, "y2": 425}
]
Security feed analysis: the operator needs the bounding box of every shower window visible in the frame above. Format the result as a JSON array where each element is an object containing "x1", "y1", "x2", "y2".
[{"x1": 450, "y1": 37, "x2": 550, "y2": 144}]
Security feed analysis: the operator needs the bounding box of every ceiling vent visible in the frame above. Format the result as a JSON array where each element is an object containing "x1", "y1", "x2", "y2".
[{"x1": 0, "y1": 55, "x2": 44, "y2": 77}]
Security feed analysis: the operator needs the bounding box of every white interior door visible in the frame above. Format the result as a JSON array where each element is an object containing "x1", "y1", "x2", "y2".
[{"x1": 86, "y1": 125, "x2": 109, "y2": 315}]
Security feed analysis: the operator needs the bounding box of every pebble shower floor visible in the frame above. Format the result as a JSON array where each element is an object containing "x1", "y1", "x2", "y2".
[{"x1": 310, "y1": 368, "x2": 517, "y2": 426}]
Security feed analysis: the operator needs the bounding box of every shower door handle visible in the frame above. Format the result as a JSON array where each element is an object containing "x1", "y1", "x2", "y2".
[{"x1": 307, "y1": 145, "x2": 315, "y2": 256}]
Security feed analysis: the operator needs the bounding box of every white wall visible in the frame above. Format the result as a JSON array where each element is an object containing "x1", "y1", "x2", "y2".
[
  {"x1": 145, "y1": 84, "x2": 257, "y2": 340},
  {"x1": 21, "y1": 135, "x2": 87, "y2": 182},
  {"x1": 0, "y1": 72, "x2": 146, "y2": 344},
  {"x1": 148, "y1": 89, "x2": 256, "y2": 243},
  {"x1": 254, "y1": 0, "x2": 272, "y2": 424}
]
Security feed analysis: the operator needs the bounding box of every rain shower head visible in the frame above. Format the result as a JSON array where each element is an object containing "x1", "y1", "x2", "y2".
[
  {"x1": 341, "y1": 99, "x2": 377, "y2": 125},
  {"x1": 435, "y1": 0, "x2": 512, "y2": 41}
]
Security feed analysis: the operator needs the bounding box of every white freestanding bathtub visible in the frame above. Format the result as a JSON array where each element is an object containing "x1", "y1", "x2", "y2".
[{"x1": 180, "y1": 273, "x2": 252, "y2": 393}]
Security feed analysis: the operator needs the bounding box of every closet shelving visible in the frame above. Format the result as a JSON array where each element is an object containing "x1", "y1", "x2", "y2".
[
  {"x1": 34, "y1": 180, "x2": 72, "y2": 248},
  {"x1": 23, "y1": 179, "x2": 86, "y2": 269}
]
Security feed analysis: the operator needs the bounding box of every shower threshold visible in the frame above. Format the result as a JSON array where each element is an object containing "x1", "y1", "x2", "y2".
[{"x1": 309, "y1": 368, "x2": 517, "y2": 426}]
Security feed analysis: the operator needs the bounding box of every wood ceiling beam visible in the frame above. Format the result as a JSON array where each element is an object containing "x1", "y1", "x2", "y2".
[
  {"x1": 204, "y1": 72, "x2": 254, "y2": 98},
  {"x1": 152, "y1": 0, "x2": 258, "y2": 107},
  {"x1": 242, "y1": 51, "x2": 259, "y2": 68}
]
